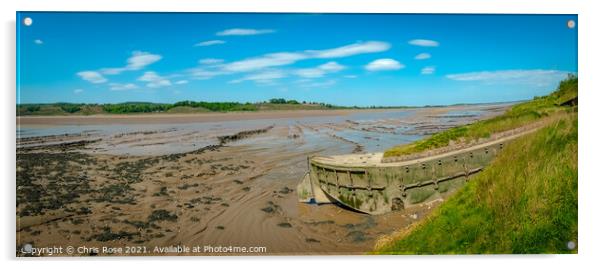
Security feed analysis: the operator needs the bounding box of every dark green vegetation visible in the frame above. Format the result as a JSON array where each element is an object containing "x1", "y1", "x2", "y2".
[
  {"x1": 17, "y1": 99, "x2": 345, "y2": 116},
  {"x1": 375, "y1": 114, "x2": 577, "y2": 254},
  {"x1": 17, "y1": 103, "x2": 104, "y2": 116},
  {"x1": 384, "y1": 74, "x2": 578, "y2": 157},
  {"x1": 17, "y1": 96, "x2": 426, "y2": 116}
]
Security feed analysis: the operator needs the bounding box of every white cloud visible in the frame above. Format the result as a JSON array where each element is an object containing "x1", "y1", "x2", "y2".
[
  {"x1": 365, "y1": 59, "x2": 405, "y2": 71},
  {"x1": 222, "y1": 52, "x2": 306, "y2": 73},
  {"x1": 318, "y1": 61, "x2": 345, "y2": 72},
  {"x1": 188, "y1": 67, "x2": 229, "y2": 80},
  {"x1": 175, "y1": 80, "x2": 189, "y2": 85},
  {"x1": 344, "y1": 75, "x2": 358, "y2": 79},
  {"x1": 199, "y1": 58, "x2": 224, "y2": 65},
  {"x1": 221, "y1": 41, "x2": 388, "y2": 73},
  {"x1": 138, "y1": 71, "x2": 162, "y2": 82},
  {"x1": 184, "y1": 41, "x2": 387, "y2": 82},
  {"x1": 421, "y1": 66, "x2": 436, "y2": 75},
  {"x1": 125, "y1": 51, "x2": 162, "y2": 70},
  {"x1": 77, "y1": 71, "x2": 107, "y2": 84},
  {"x1": 100, "y1": 51, "x2": 162, "y2": 75},
  {"x1": 408, "y1": 39, "x2": 440, "y2": 47},
  {"x1": 216, "y1": 28, "x2": 275, "y2": 36},
  {"x1": 445, "y1": 69, "x2": 572, "y2": 88},
  {"x1": 308, "y1": 41, "x2": 390, "y2": 58},
  {"x1": 138, "y1": 71, "x2": 172, "y2": 88},
  {"x1": 194, "y1": 40, "x2": 225, "y2": 47},
  {"x1": 147, "y1": 80, "x2": 172, "y2": 88},
  {"x1": 294, "y1": 61, "x2": 346, "y2": 78},
  {"x1": 100, "y1": 68, "x2": 124, "y2": 75},
  {"x1": 229, "y1": 70, "x2": 285, "y2": 84},
  {"x1": 73, "y1": 89, "x2": 84, "y2": 94},
  {"x1": 34, "y1": 39, "x2": 43, "y2": 45},
  {"x1": 446, "y1": 69, "x2": 567, "y2": 82},
  {"x1": 109, "y1": 83, "x2": 139, "y2": 91},
  {"x1": 295, "y1": 68, "x2": 326, "y2": 78},
  {"x1": 415, "y1": 53, "x2": 431, "y2": 60}
]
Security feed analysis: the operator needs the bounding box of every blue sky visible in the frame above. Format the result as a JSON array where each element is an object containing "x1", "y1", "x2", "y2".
[{"x1": 17, "y1": 13, "x2": 577, "y2": 106}]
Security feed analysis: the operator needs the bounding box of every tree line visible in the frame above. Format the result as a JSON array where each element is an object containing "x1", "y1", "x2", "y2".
[{"x1": 17, "y1": 99, "x2": 343, "y2": 115}]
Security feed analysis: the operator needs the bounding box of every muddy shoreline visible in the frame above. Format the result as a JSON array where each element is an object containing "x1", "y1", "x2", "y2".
[
  {"x1": 16, "y1": 104, "x2": 510, "y2": 256},
  {"x1": 17, "y1": 109, "x2": 389, "y2": 126},
  {"x1": 16, "y1": 105, "x2": 506, "y2": 126}
]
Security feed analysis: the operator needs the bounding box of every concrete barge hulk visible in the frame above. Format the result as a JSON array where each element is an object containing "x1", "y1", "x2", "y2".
[{"x1": 297, "y1": 126, "x2": 541, "y2": 215}]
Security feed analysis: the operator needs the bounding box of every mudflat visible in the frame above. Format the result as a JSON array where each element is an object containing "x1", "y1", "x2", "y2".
[
  {"x1": 16, "y1": 104, "x2": 509, "y2": 255},
  {"x1": 17, "y1": 109, "x2": 364, "y2": 126}
]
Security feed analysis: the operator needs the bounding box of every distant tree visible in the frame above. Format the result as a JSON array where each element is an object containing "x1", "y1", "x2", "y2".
[
  {"x1": 59, "y1": 104, "x2": 82, "y2": 113},
  {"x1": 269, "y1": 98, "x2": 287, "y2": 104},
  {"x1": 26, "y1": 105, "x2": 40, "y2": 113}
]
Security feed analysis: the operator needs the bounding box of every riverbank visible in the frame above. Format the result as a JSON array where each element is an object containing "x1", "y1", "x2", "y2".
[
  {"x1": 17, "y1": 109, "x2": 355, "y2": 126},
  {"x1": 17, "y1": 103, "x2": 511, "y2": 126},
  {"x1": 373, "y1": 114, "x2": 578, "y2": 254},
  {"x1": 16, "y1": 104, "x2": 507, "y2": 255},
  {"x1": 383, "y1": 76, "x2": 578, "y2": 159},
  {"x1": 373, "y1": 75, "x2": 578, "y2": 254}
]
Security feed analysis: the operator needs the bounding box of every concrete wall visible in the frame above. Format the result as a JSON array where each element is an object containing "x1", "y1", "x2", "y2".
[{"x1": 307, "y1": 142, "x2": 505, "y2": 215}]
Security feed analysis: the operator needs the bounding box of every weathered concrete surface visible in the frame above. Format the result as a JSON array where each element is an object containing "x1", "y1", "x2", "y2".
[{"x1": 298, "y1": 126, "x2": 542, "y2": 215}]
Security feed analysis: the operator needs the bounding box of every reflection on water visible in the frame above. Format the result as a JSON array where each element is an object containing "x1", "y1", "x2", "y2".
[
  {"x1": 18, "y1": 109, "x2": 413, "y2": 137},
  {"x1": 17, "y1": 106, "x2": 506, "y2": 156}
]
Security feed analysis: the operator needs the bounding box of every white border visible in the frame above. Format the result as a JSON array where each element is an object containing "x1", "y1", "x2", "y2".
[{"x1": 2, "y1": 1, "x2": 601, "y2": 269}]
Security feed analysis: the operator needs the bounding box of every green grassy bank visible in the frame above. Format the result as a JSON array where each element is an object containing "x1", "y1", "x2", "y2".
[
  {"x1": 375, "y1": 75, "x2": 578, "y2": 254},
  {"x1": 374, "y1": 114, "x2": 577, "y2": 254},
  {"x1": 383, "y1": 74, "x2": 577, "y2": 158}
]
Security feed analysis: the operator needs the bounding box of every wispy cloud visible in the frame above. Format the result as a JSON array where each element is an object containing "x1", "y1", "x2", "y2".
[
  {"x1": 408, "y1": 39, "x2": 440, "y2": 47},
  {"x1": 421, "y1": 66, "x2": 436, "y2": 75},
  {"x1": 175, "y1": 80, "x2": 189, "y2": 85},
  {"x1": 198, "y1": 58, "x2": 224, "y2": 65},
  {"x1": 186, "y1": 41, "x2": 388, "y2": 82},
  {"x1": 188, "y1": 67, "x2": 229, "y2": 80},
  {"x1": 446, "y1": 69, "x2": 571, "y2": 87},
  {"x1": 194, "y1": 40, "x2": 225, "y2": 47},
  {"x1": 307, "y1": 41, "x2": 391, "y2": 58},
  {"x1": 100, "y1": 51, "x2": 162, "y2": 75},
  {"x1": 34, "y1": 39, "x2": 43, "y2": 45},
  {"x1": 216, "y1": 28, "x2": 275, "y2": 36},
  {"x1": 77, "y1": 71, "x2": 107, "y2": 84},
  {"x1": 222, "y1": 52, "x2": 306, "y2": 73},
  {"x1": 446, "y1": 69, "x2": 566, "y2": 81},
  {"x1": 109, "y1": 83, "x2": 139, "y2": 91},
  {"x1": 138, "y1": 71, "x2": 172, "y2": 88},
  {"x1": 221, "y1": 41, "x2": 389, "y2": 73},
  {"x1": 365, "y1": 59, "x2": 405, "y2": 71},
  {"x1": 415, "y1": 53, "x2": 431, "y2": 60},
  {"x1": 294, "y1": 61, "x2": 345, "y2": 78},
  {"x1": 229, "y1": 70, "x2": 285, "y2": 84},
  {"x1": 73, "y1": 89, "x2": 84, "y2": 94}
]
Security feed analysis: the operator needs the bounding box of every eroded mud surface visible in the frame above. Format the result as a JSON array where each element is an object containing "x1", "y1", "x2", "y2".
[{"x1": 16, "y1": 105, "x2": 508, "y2": 255}]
